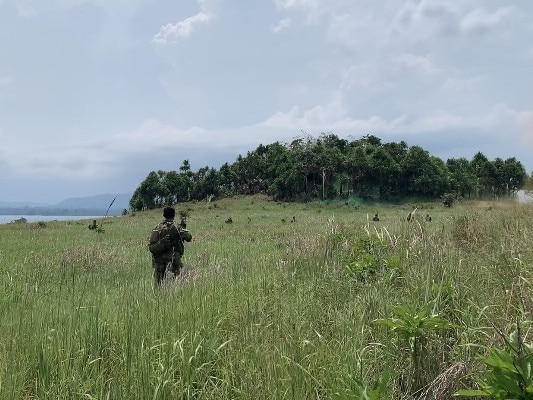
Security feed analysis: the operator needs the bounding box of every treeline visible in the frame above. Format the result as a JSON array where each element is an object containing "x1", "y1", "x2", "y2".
[{"x1": 129, "y1": 134, "x2": 528, "y2": 210}]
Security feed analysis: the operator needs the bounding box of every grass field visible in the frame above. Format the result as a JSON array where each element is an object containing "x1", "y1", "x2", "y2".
[{"x1": 1, "y1": 195, "x2": 532, "y2": 399}]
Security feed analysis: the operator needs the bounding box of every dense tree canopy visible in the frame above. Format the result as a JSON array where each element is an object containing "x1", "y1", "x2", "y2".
[{"x1": 129, "y1": 134, "x2": 528, "y2": 210}]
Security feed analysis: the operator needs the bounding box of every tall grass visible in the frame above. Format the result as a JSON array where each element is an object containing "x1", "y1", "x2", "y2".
[{"x1": 1, "y1": 195, "x2": 532, "y2": 399}]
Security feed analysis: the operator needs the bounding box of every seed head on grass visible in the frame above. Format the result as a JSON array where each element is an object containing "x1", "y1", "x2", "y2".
[{"x1": 60, "y1": 245, "x2": 130, "y2": 271}]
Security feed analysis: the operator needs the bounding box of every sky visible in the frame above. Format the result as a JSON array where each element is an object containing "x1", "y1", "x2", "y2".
[{"x1": 1, "y1": 0, "x2": 533, "y2": 204}]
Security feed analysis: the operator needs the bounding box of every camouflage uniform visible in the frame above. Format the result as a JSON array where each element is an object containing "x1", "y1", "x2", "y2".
[{"x1": 151, "y1": 218, "x2": 192, "y2": 286}]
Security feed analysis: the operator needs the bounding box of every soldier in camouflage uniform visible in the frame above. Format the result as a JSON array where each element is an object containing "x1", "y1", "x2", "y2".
[{"x1": 150, "y1": 206, "x2": 192, "y2": 286}]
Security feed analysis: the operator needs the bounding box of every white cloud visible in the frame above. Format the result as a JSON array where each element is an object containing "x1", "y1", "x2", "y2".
[
  {"x1": 390, "y1": 2, "x2": 521, "y2": 41},
  {"x1": 274, "y1": 0, "x2": 318, "y2": 12},
  {"x1": 272, "y1": 18, "x2": 291, "y2": 33},
  {"x1": 338, "y1": 64, "x2": 393, "y2": 96},
  {"x1": 390, "y1": 0, "x2": 459, "y2": 39},
  {"x1": 327, "y1": 13, "x2": 375, "y2": 47},
  {"x1": 152, "y1": 1, "x2": 214, "y2": 44},
  {"x1": 2, "y1": 100, "x2": 532, "y2": 189},
  {"x1": 259, "y1": 99, "x2": 533, "y2": 142},
  {"x1": 487, "y1": 105, "x2": 533, "y2": 146},
  {"x1": 442, "y1": 75, "x2": 484, "y2": 92},
  {"x1": 115, "y1": 119, "x2": 208, "y2": 150},
  {"x1": 274, "y1": 0, "x2": 326, "y2": 24},
  {"x1": 395, "y1": 53, "x2": 440, "y2": 75},
  {"x1": 460, "y1": 6, "x2": 518, "y2": 34},
  {"x1": 517, "y1": 111, "x2": 533, "y2": 147},
  {"x1": 0, "y1": 118, "x2": 282, "y2": 180}
]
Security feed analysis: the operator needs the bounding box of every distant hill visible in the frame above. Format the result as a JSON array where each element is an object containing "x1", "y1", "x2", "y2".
[
  {"x1": 54, "y1": 193, "x2": 131, "y2": 210},
  {"x1": 0, "y1": 193, "x2": 133, "y2": 216}
]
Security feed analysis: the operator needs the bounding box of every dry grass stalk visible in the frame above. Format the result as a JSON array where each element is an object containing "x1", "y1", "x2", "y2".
[{"x1": 416, "y1": 362, "x2": 466, "y2": 400}]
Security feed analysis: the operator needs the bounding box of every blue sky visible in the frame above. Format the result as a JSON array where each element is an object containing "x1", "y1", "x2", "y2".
[{"x1": 1, "y1": 0, "x2": 532, "y2": 203}]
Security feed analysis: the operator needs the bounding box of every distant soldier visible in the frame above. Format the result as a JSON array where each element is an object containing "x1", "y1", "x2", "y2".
[
  {"x1": 425, "y1": 213, "x2": 432, "y2": 222},
  {"x1": 88, "y1": 220, "x2": 98, "y2": 230},
  {"x1": 225, "y1": 217, "x2": 233, "y2": 224},
  {"x1": 372, "y1": 213, "x2": 379, "y2": 222},
  {"x1": 148, "y1": 207, "x2": 192, "y2": 287},
  {"x1": 291, "y1": 216, "x2": 296, "y2": 223},
  {"x1": 407, "y1": 207, "x2": 418, "y2": 222}
]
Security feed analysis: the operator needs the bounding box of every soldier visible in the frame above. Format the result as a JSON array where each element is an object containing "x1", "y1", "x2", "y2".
[
  {"x1": 407, "y1": 207, "x2": 418, "y2": 222},
  {"x1": 149, "y1": 207, "x2": 192, "y2": 287},
  {"x1": 372, "y1": 213, "x2": 379, "y2": 222},
  {"x1": 88, "y1": 220, "x2": 98, "y2": 230}
]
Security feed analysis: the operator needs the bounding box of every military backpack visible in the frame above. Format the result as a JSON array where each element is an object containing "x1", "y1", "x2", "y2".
[{"x1": 148, "y1": 222, "x2": 174, "y2": 256}]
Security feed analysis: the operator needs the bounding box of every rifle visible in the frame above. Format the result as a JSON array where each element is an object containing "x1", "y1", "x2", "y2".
[
  {"x1": 96, "y1": 195, "x2": 117, "y2": 233},
  {"x1": 167, "y1": 223, "x2": 186, "y2": 277},
  {"x1": 166, "y1": 246, "x2": 175, "y2": 277}
]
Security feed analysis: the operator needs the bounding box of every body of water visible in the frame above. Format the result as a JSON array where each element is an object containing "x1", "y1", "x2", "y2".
[{"x1": 0, "y1": 215, "x2": 100, "y2": 225}]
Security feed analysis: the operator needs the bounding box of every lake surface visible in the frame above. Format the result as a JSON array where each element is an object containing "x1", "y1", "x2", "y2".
[{"x1": 0, "y1": 215, "x2": 100, "y2": 225}]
